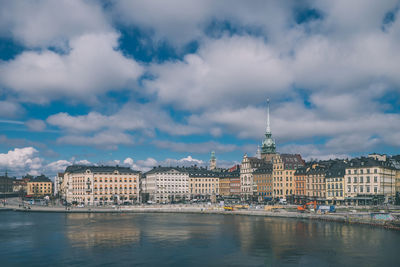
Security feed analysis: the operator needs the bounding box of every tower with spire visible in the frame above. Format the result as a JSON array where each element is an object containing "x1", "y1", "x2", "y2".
[
  {"x1": 209, "y1": 151, "x2": 217, "y2": 170},
  {"x1": 260, "y1": 98, "x2": 277, "y2": 162}
]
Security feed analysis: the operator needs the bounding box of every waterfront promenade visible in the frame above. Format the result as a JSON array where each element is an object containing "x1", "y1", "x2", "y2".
[{"x1": 2, "y1": 200, "x2": 400, "y2": 230}]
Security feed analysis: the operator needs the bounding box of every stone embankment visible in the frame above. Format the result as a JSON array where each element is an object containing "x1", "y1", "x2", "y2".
[{"x1": 4, "y1": 204, "x2": 400, "y2": 230}]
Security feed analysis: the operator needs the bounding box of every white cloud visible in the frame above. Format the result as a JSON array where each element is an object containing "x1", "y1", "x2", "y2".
[
  {"x1": 46, "y1": 103, "x2": 202, "y2": 147},
  {"x1": 2, "y1": 1, "x2": 400, "y2": 159},
  {"x1": 123, "y1": 156, "x2": 206, "y2": 172},
  {"x1": 75, "y1": 159, "x2": 91, "y2": 165},
  {"x1": 279, "y1": 144, "x2": 350, "y2": 162},
  {"x1": 57, "y1": 131, "x2": 134, "y2": 150},
  {"x1": 146, "y1": 35, "x2": 291, "y2": 111},
  {"x1": 178, "y1": 156, "x2": 204, "y2": 165},
  {"x1": 25, "y1": 119, "x2": 46, "y2": 132},
  {"x1": 0, "y1": 0, "x2": 111, "y2": 48},
  {"x1": 123, "y1": 157, "x2": 158, "y2": 172},
  {"x1": 111, "y1": 1, "x2": 295, "y2": 46},
  {"x1": 311, "y1": 0, "x2": 399, "y2": 37},
  {"x1": 0, "y1": 147, "x2": 43, "y2": 176},
  {"x1": 188, "y1": 106, "x2": 266, "y2": 139},
  {"x1": 45, "y1": 160, "x2": 71, "y2": 174},
  {"x1": 0, "y1": 101, "x2": 24, "y2": 118},
  {"x1": 153, "y1": 140, "x2": 238, "y2": 154},
  {"x1": 0, "y1": 33, "x2": 143, "y2": 104},
  {"x1": 47, "y1": 112, "x2": 109, "y2": 133}
]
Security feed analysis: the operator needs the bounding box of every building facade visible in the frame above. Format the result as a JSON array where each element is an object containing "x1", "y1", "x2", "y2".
[
  {"x1": 219, "y1": 177, "x2": 230, "y2": 196},
  {"x1": 240, "y1": 154, "x2": 268, "y2": 199},
  {"x1": 144, "y1": 167, "x2": 190, "y2": 203},
  {"x1": 54, "y1": 172, "x2": 64, "y2": 197},
  {"x1": 305, "y1": 163, "x2": 327, "y2": 203},
  {"x1": 325, "y1": 165, "x2": 346, "y2": 205},
  {"x1": 294, "y1": 166, "x2": 307, "y2": 203},
  {"x1": 273, "y1": 154, "x2": 305, "y2": 201},
  {"x1": 344, "y1": 157, "x2": 396, "y2": 204},
  {"x1": 229, "y1": 173, "x2": 241, "y2": 196},
  {"x1": 253, "y1": 165, "x2": 273, "y2": 201},
  {"x1": 62, "y1": 165, "x2": 140, "y2": 205},
  {"x1": 189, "y1": 169, "x2": 219, "y2": 199},
  {"x1": 13, "y1": 178, "x2": 29, "y2": 194},
  {"x1": 27, "y1": 178, "x2": 53, "y2": 197},
  {"x1": 0, "y1": 176, "x2": 14, "y2": 193}
]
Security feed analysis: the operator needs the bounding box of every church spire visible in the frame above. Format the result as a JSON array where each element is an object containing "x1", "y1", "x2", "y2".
[
  {"x1": 261, "y1": 98, "x2": 276, "y2": 156},
  {"x1": 209, "y1": 151, "x2": 217, "y2": 170},
  {"x1": 266, "y1": 98, "x2": 271, "y2": 133}
]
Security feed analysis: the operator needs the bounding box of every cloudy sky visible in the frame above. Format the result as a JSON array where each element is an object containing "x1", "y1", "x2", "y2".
[{"x1": 1, "y1": 0, "x2": 400, "y2": 177}]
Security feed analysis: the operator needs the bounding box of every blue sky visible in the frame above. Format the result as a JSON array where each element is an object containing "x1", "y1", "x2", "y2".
[{"x1": 1, "y1": 0, "x2": 400, "y2": 177}]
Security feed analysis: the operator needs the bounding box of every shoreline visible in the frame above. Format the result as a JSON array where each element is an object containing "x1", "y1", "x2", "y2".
[{"x1": 3, "y1": 205, "x2": 400, "y2": 231}]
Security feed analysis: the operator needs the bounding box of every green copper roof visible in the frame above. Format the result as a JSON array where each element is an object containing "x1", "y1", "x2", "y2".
[{"x1": 261, "y1": 99, "x2": 276, "y2": 154}]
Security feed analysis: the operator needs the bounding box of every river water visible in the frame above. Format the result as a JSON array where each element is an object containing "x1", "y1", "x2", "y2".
[{"x1": 0, "y1": 211, "x2": 399, "y2": 266}]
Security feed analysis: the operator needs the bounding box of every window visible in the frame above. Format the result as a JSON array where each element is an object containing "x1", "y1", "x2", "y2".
[
  {"x1": 360, "y1": 177, "x2": 363, "y2": 183},
  {"x1": 360, "y1": 186, "x2": 363, "y2": 193},
  {"x1": 374, "y1": 187, "x2": 377, "y2": 193},
  {"x1": 366, "y1": 176, "x2": 370, "y2": 183},
  {"x1": 374, "y1": 176, "x2": 378, "y2": 183},
  {"x1": 353, "y1": 177, "x2": 357, "y2": 183},
  {"x1": 348, "y1": 177, "x2": 351, "y2": 184},
  {"x1": 367, "y1": 186, "x2": 370, "y2": 193},
  {"x1": 347, "y1": 186, "x2": 351, "y2": 193}
]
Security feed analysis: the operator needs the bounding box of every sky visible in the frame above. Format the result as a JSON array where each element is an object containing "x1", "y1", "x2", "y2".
[{"x1": 1, "y1": 0, "x2": 400, "y2": 177}]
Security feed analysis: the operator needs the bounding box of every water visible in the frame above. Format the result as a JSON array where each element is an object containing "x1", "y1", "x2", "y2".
[{"x1": 0, "y1": 211, "x2": 399, "y2": 266}]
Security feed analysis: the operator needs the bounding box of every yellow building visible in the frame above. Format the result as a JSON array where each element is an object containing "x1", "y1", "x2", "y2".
[
  {"x1": 273, "y1": 154, "x2": 305, "y2": 201},
  {"x1": 305, "y1": 164, "x2": 326, "y2": 203},
  {"x1": 253, "y1": 165, "x2": 273, "y2": 201},
  {"x1": 325, "y1": 166, "x2": 345, "y2": 205},
  {"x1": 294, "y1": 167, "x2": 307, "y2": 204},
  {"x1": 62, "y1": 165, "x2": 140, "y2": 205},
  {"x1": 219, "y1": 177, "x2": 230, "y2": 196},
  {"x1": 189, "y1": 169, "x2": 219, "y2": 199},
  {"x1": 27, "y1": 180, "x2": 53, "y2": 196},
  {"x1": 396, "y1": 169, "x2": 400, "y2": 196}
]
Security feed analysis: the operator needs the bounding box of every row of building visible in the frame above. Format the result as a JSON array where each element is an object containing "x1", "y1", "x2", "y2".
[
  {"x1": 239, "y1": 100, "x2": 400, "y2": 205},
  {"x1": 2, "y1": 153, "x2": 400, "y2": 206},
  {"x1": 0, "y1": 175, "x2": 53, "y2": 197},
  {"x1": 51, "y1": 152, "x2": 400, "y2": 206},
  {"x1": 54, "y1": 162, "x2": 241, "y2": 205},
  {"x1": 2, "y1": 100, "x2": 400, "y2": 206}
]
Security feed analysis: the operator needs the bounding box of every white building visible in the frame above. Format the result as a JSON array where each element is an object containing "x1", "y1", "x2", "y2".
[
  {"x1": 144, "y1": 167, "x2": 190, "y2": 203},
  {"x1": 240, "y1": 154, "x2": 267, "y2": 199},
  {"x1": 54, "y1": 172, "x2": 63, "y2": 197},
  {"x1": 344, "y1": 157, "x2": 396, "y2": 204}
]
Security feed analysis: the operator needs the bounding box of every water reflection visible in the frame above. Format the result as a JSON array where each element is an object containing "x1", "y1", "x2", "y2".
[
  {"x1": 32, "y1": 212, "x2": 400, "y2": 266},
  {"x1": 230, "y1": 216, "x2": 399, "y2": 266},
  {"x1": 66, "y1": 213, "x2": 140, "y2": 248}
]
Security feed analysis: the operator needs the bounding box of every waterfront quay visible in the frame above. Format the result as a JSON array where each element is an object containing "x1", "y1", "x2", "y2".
[{"x1": 4, "y1": 200, "x2": 400, "y2": 231}]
